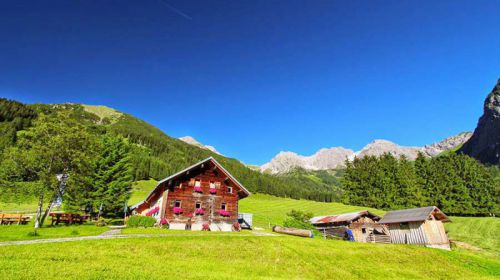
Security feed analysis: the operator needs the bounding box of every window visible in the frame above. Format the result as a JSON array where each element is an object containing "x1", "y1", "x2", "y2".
[
  {"x1": 174, "y1": 200, "x2": 181, "y2": 208},
  {"x1": 210, "y1": 181, "x2": 216, "y2": 189},
  {"x1": 227, "y1": 186, "x2": 233, "y2": 194},
  {"x1": 195, "y1": 179, "x2": 201, "y2": 187},
  {"x1": 221, "y1": 203, "x2": 226, "y2": 210},
  {"x1": 400, "y1": 222, "x2": 410, "y2": 230},
  {"x1": 195, "y1": 202, "x2": 201, "y2": 209}
]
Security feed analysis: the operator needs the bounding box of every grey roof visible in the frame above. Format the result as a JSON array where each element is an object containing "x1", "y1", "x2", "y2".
[
  {"x1": 379, "y1": 206, "x2": 450, "y2": 224},
  {"x1": 131, "y1": 157, "x2": 250, "y2": 210}
]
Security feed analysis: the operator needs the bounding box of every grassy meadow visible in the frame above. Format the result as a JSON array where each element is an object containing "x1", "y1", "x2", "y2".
[
  {"x1": 445, "y1": 216, "x2": 499, "y2": 257},
  {"x1": 0, "y1": 222, "x2": 109, "y2": 242},
  {"x1": 0, "y1": 235, "x2": 498, "y2": 280},
  {"x1": 0, "y1": 179, "x2": 499, "y2": 279}
]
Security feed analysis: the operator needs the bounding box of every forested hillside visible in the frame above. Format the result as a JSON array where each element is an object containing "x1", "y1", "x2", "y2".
[{"x1": 0, "y1": 100, "x2": 341, "y2": 215}]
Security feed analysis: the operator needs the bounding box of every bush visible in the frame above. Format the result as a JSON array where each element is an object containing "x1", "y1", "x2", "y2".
[
  {"x1": 126, "y1": 216, "x2": 157, "y2": 228},
  {"x1": 95, "y1": 218, "x2": 107, "y2": 227},
  {"x1": 283, "y1": 209, "x2": 317, "y2": 231}
]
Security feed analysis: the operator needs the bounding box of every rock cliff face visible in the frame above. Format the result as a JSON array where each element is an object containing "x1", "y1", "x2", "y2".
[
  {"x1": 424, "y1": 132, "x2": 472, "y2": 157},
  {"x1": 458, "y1": 79, "x2": 500, "y2": 165},
  {"x1": 261, "y1": 133, "x2": 472, "y2": 174}
]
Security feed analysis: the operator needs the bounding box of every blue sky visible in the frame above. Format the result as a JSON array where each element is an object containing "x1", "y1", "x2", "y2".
[{"x1": 0, "y1": 0, "x2": 499, "y2": 165}]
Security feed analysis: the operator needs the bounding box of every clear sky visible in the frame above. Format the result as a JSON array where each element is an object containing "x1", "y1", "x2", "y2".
[{"x1": 0, "y1": 1, "x2": 499, "y2": 165}]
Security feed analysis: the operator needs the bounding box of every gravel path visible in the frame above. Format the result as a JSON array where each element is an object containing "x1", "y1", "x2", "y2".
[{"x1": 0, "y1": 231, "x2": 279, "y2": 246}]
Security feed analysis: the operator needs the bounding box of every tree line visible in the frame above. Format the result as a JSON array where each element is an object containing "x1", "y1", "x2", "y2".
[{"x1": 342, "y1": 153, "x2": 499, "y2": 215}]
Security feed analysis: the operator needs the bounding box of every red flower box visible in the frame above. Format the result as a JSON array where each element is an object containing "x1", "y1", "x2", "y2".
[
  {"x1": 160, "y1": 218, "x2": 169, "y2": 225},
  {"x1": 195, "y1": 208, "x2": 205, "y2": 215},
  {"x1": 218, "y1": 209, "x2": 230, "y2": 217},
  {"x1": 194, "y1": 186, "x2": 203, "y2": 193},
  {"x1": 145, "y1": 206, "x2": 159, "y2": 216},
  {"x1": 173, "y1": 207, "x2": 183, "y2": 215},
  {"x1": 209, "y1": 188, "x2": 217, "y2": 194}
]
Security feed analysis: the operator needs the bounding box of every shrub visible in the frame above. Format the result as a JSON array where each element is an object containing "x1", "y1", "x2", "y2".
[
  {"x1": 70, "y1": 230, "x2": 79, "y2": 236},
  {"x1": 126, "y1": 215, "x2": 157, "y2": 228},
  {"x1": 283, "y1": 209, "x2": 316, "y2": 231},
  {"x1": 95, "y1": 217, "x2": 107, "y2": 227}
]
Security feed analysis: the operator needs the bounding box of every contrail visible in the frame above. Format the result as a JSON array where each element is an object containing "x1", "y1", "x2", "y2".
[{"x1": 157, "y1": 0, "x2": 193, "y2": 20}]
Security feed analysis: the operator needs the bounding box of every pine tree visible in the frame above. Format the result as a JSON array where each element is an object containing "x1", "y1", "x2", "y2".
[{"x1": 85, "y1": 135, "x2": 133, "y2": 217}]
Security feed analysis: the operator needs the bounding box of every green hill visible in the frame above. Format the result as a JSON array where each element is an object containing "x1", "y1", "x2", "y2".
[{"x1": 0, "y1": 99, "x2": 342, "y2": 204}]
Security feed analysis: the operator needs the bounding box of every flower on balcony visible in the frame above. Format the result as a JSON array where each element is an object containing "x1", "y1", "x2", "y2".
[
  {"x1": 193, "y1": 186, "x2": 203, "y2": 193},
  {"x1": 218, "y1": 209, "x2": 230, "y2": 217},
  {"x1": 195, "y1": 208, "x2": 205, "y2": 215},
  {"x1": 202, "y1": 223, "x2": 210, "y2": 231},
  {"x1": 209, "y1": 188, "x2": 217, "y2": 194},
  {"x1": 173, "y1": 207, "x2": 183, "y2": 215},
  {"x1": 145, "y1": 206, "x2": 159, "y2": 216},
  {"x1": 160, "y1": 218, "x2": 169, "y2": 225}
]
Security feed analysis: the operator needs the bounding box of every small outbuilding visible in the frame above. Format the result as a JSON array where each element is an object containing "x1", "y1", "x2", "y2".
[
  {"x1": 379, "y1": 206, "x2": 451, "y2": 250},
  {"x1": 310, "y1": 210, "x2": 390, "y2": 243}
]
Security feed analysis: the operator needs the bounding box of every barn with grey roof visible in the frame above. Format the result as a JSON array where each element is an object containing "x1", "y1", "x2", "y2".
[{"x1": 379, "y1": 206, "x2": 451, "y2": 250}]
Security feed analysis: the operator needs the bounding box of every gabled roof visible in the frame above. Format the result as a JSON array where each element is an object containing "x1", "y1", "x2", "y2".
[
  {"x1": 379, "y1": 206, "x2": 450, "y2": 224},
  {"x1": 131, "y1": 157, "x2": 250, "y2": 210},
  {"x1": 309, "y1": 210, "x2": 381, "y2": 225}
]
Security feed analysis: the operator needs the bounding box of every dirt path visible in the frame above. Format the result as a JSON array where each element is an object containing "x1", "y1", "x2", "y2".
[{"x1": 0, "y1": 231, "x2": 279, "y2": 246}]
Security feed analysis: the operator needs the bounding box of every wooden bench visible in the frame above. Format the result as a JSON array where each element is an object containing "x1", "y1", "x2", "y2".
[
  {"x1": 49, "y1": 213, "x2": 84, "y2": 225},
  {"x1": 0, "y1": 213, "x2": 30, "y2": 225}
]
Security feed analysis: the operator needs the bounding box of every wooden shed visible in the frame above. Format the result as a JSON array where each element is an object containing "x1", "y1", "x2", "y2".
[
  {"x1": 310, "y1": 211, "x2": 390, "y2": 243},
  {"x1": 131, "y1": 157, "x2": 251, "y2": 231},
  {"x1": 379, "y1": 206, "x2": 451, "y2": 250}
]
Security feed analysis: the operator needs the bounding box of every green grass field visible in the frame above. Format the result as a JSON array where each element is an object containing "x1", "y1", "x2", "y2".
[
  {"x1": 1, "y1": 179, "x2": 498, "y2": 279},
  {"x1": 0, "y1": 222, "x2": 109, "y2": 242},
  {"x1": 445, "y1": 216, "x2": 499, "y2": 257},
  {"x1": 128, "y1": 179, "x2": 157, "y2": 206},
  {"x1": 0, "y1": 235, "x2": 498, "y2": 280},
  {"x1": 239, "y1": 193, "x2": 384, "y2": 228}
]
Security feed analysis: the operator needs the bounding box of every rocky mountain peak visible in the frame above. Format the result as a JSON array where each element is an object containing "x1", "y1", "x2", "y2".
[
  {"x1": 458, "y1": 79, "x2": 500, "y2": 165},
  {"x1": 179, "y1": 136, "x2": 221, "y2": 155}
]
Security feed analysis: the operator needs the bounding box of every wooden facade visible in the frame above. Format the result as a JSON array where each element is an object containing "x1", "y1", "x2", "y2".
[
  {"x1": 379, "y1": 206, "x2": 451, "y2": 250},
  {"x1": 310, "y1": 211, "x2": 390, "y2": 243},
  {"x1": 132, "y1": 157, "x2": 250, "y2": 231}
]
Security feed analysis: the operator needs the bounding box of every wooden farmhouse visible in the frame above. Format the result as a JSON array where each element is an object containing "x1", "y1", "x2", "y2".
[
  {"x1": 131, "y1": 157, "x2": 251, "y2": 231},
  {"x1": 379, "y1": 206, "x2": 451, "y2": 250},
  {"x1": 310, "y1": 211, "x2": 390, "y2": 243}
]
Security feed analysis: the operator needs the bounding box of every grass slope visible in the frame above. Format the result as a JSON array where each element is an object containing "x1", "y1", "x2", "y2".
[
  {"x1": 0, "y1": 223, "x2": 108, "y2": 242},
  {"x1": 0, "y1": 235, "x2": 498, "y2": 279},
  {"x1": 445, "y1": 216, "x2": 499, "y2": 257},
  {"x1": 128, "y1": 179, "x2": 157, "y2": 206},
  {"x1": 239, "y1": 194, "x2": 384, "y2": 228}
]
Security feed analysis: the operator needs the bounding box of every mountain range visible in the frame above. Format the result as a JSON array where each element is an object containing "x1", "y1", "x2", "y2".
[{"x1": 260, "y1": 133, "x2": 473, "y2": 174}]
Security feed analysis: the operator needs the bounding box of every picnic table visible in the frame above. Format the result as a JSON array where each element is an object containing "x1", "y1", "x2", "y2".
[
  {"x1": 49, "y1": 213, "x2": 84, "y2": 225},
  {"x1": 0, "y1": 213, "x2": 30, "y2": 225}
]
